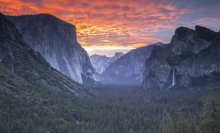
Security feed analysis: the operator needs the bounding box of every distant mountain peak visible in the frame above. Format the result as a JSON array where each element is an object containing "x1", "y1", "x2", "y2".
[
  {"x1": 90, "y1": 54, "x2": 107, "y2": 58},
  {"x1": 155, "y1": 42, "x2": 164, "y2": 45},
  {"x1": 90, "y1": 52, "x2": 124, "y2": 75},
  {"x1": 101, "y1": 43, "x2": 166, "y2": 85},
  {"x1": 115, "y1": 52, "x2": 124, "y2": 55}
]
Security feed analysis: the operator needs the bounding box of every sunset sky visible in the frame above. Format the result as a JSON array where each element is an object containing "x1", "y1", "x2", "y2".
[{"x1": 1, "y1": 0, "x2": 220, "y2": 56}]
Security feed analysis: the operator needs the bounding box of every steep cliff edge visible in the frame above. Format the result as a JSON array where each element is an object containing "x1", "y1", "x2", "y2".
[
  {"x1": 142, "y1": 46, "x2": 182, "y2": 89},
  {"x1": 7, "y1": 14, "x2": 100, "y2": 84},
  {"x1": 176, "y1": 32, "x2": 220, "y2": 85},
  {"x1": 0, "y1": 13, "x2": 95, "y2": 97},
  {"x1": 142, "y1": 26, "x2": 219, "y2": 89},
  {"x1": 169, "y1": 26, "x2": 218, "y2": 56}
]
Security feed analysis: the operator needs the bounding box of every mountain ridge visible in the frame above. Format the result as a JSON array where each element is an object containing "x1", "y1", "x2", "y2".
[
  {"x1": 90, "y1": 52, "x2": 124, "y2": 74},
  {"x1": 101, "y1": 42, "x2": 167, "y2": 85}
]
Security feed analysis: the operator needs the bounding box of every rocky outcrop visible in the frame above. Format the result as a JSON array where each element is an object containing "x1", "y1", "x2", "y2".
[
  {"x1": 101, "y1": 42, "x2": 167, "y2": 85},
  {"x1": 0, "y1": 12, "x2": 94, "y2": 97},
  {"x1": 111, "y1": 52, "x2": 124, "y2": 62},
  {"x1": 90, "y1": 52, "x2": 124, "y2": 74},
  {"x1": 142, "y1": 46, "x2": 182, "y2": 89},
  {"x1": 142, "y1": 26, "x2": 219, "y2": 89},
  {"x1": 176, "y1": 32, "x2": 220, "y2": 85},
  {"x1": 169, "y1": 26, "x2": 218, "y2": 56},
  {"x1": 7, "y1": 14, "x2": 100, "y2": 84}
]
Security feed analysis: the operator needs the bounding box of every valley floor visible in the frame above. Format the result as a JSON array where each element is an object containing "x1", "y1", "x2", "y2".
[{"x1": 1, "y1": 80, "x2": 220, "y2": 132}]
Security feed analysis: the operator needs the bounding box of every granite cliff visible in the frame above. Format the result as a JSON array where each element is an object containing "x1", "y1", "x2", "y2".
[
  {"x1": 176, "y1": 32, "x2": 220, "y2": 85},
  {"x1": 168, "y1": 26, "x2": 218, "y2": 56},
  {"x1": 7, "y1": 14, "x2": 100, "y2": 84},
  {"x1": 142, "y1": 26, "x2": 219, "y2": 89},
  {"x1": 0, "y1": 12, "x2": 94, "y2": 97},
  {"x1": 142, "y1": 46, "x2": 182, "y2": 89}
]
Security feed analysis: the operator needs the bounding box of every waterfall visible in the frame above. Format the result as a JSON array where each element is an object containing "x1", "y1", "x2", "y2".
[
  {"x1": 171, "y1": 66, "x2": 176, "y2": 86},
  {"x1": 167, "y1": 66, "x2": 176, "y2": 90}
]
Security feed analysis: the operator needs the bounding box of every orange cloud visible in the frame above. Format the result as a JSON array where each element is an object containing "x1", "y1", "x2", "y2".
[{"x1": 0, "y1": 0, "x2": 220, "y2": 56}]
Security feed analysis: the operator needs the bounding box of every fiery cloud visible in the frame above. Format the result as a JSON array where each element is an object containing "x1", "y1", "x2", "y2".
[{"x1": 1, "y1": 0, "x2": 220, "y2": 56}]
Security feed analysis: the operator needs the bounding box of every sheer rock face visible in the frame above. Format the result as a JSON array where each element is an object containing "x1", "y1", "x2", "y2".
[
  {"x1": 0, "y1": 13, "x2": 93, "y2": 97},
  {"x1": 7, "y1": 14, "x2": 100, "y2": 84},
  {"x1": 0, "y1": 12, "x2": 50, "y2": 76},
  {"x1": 176, "y1": 33, "x2": 220, "y2": 85},
  {"x1": 142, "y1": 26, "x2": 219, "y2": 89},
  {"x1": 90, "y1": 52, "x2": 124, "y2": 74},
  {"x1": 101, "y1": 42, "x2": 167, "y2": 85},
  {"x1": 142, "y1": 46, "x2": 182, "y2": 89},
  {"x1": 169, "y1": 26, "x2": 218, "y2": 56}
]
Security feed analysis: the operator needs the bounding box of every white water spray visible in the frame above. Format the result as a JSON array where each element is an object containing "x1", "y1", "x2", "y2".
[{"x1": 167, "y1": 66, "x2": 176, "y2": 90}]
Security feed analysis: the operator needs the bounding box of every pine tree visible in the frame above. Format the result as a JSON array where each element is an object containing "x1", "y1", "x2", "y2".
[
  {"x1": 189, "y1": 120, "x2": 197, "y2": 133},
  {"x1": 176, "y1": 117, "x2": 188, "y2": 133},
  {"x1": 160, "y1": 113, "x2": 174, "y2": 133},
  {"x1": 200, "y1": 88, "x2": 220, "y2": 133}
]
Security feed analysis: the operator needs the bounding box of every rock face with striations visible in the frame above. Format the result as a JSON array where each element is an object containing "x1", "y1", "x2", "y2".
[
  {"x1": 168, "y1": 26, "x2": 217, "y2": 56},
  {"x1": 7, "y1": 14, "x2": 100, "y2": 84},
  {"x1": 142, "y1": 46, "x2": 182, "y2": 89},
  {"x1": 176, "y1": 32, "x2": 220, "y2": 85},
  {"x1": 101, "y1": 42, "x2": 167, "y2": 85},
  {"x1": 142, "y1": 26, "x2": 219, "y2": 89},
  {"x1": 0, "y1": 12, "x2": 94, "y2": 97},
  {"x1": 90, "y1": 52, "x2": 124, "y2": 74}
]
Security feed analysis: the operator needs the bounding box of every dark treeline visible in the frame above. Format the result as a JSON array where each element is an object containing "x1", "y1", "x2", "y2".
[{"x1": 0, "y1": 67, "x2": 220, "y2": 133}]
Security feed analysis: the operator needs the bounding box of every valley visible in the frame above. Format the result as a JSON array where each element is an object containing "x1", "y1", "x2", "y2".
[
  {"x1": 0, "y1": 77, "x2": 215, "y2": 132},
  {"x1": 0, "y1": 8, "x2": 220, "y2": 133},
  {"x1": 1, "y1": 70, "x2": 220, "y2": 133}
]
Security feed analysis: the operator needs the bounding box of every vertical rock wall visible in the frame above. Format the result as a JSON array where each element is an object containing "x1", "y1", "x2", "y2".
[{"x1": 7, "y1": 14, "x2": 100, "y2": 84}]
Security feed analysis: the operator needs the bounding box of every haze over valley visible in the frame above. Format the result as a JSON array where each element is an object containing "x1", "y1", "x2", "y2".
[{"x1": 0, "y1": 0, "x2": 220, "y2": 132}]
